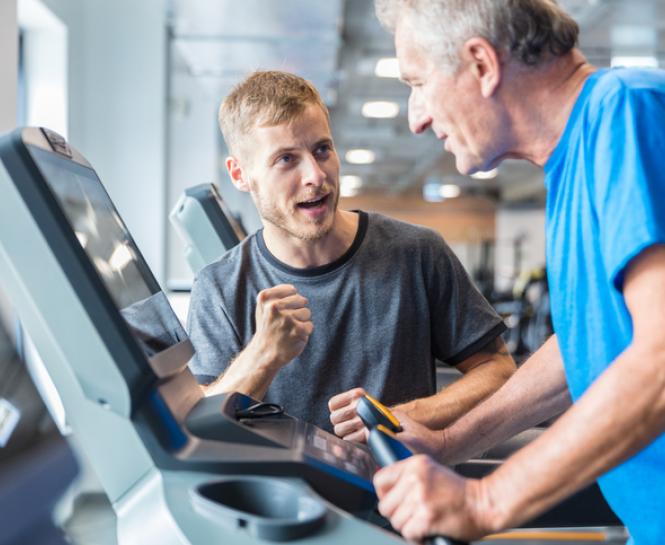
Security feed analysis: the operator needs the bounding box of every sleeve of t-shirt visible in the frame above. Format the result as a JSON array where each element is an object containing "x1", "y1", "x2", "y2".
[
  {"x1": 186, "y1": 269, "x2": 243, "y2": 384},
  {"x1": 426, "y1": 234, "x2": 507, "y2": 365},
  {"x1": 591, "y1": 84, "x2": 665, "y2": 292}
]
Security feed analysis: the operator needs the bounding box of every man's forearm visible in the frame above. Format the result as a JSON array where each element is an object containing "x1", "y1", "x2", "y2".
[
  {"x1": 203, "y1": 337, "x2": 280, "y2": 399},
  {"x1": 394, "y1": 335, "x2": 516, "y2": 430},
  {"x1": 442, "y1": 335, "x2": 571, "y2": 464},
  {"x1": 482, "y1": 339, "x2": 665, "y2": 531},
  {"x1": 396, "y1": 355, "x2": 515, "y2": 430}
]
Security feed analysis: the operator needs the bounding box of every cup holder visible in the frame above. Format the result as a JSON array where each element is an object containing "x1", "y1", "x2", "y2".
[{"x1": 193, "y1": 477, "x2": 327, "y2": 541}]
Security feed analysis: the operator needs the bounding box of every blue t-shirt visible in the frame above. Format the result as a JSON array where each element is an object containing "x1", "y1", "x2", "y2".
[{"x1": 545, "y1": 68, "x2": 665, "y2": 545}]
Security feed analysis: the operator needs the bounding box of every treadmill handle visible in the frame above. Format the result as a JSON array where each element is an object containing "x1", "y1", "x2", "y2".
[{"x1": 367, "y1": 426, "x2": 469, "y2": 545}]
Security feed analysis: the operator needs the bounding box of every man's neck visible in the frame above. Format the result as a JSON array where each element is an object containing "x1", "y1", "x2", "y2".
[
  {"x1": 263, "y1": 209, "x2": 360, "y2": 268},
  {"x1": 502, "y1": 50, "x2": 597, "y2": 167}
]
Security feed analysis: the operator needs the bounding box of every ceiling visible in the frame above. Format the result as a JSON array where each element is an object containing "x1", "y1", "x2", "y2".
[{"x1": 168, "y1": 0, "x2": 665, "y2": 205}]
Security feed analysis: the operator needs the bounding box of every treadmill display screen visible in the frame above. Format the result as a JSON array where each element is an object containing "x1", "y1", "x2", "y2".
[{"x1": 29, "y1": 146, "x2": 186, "y2": 357}]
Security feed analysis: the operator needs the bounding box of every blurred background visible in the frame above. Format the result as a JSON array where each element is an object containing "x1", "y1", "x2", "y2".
[
  {"x1": 4, "y1": 0, "x2": 663, "y2": 348},
  {"x1": 3, "y1": 0, "x2": 664, "y2": 308},
  {"x1": 0, "y1": 1, "x2": 662, "y2": 542}
]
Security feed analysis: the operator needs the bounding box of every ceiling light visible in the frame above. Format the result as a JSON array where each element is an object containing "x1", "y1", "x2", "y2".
[
  {"x1": 340, "y1": 175, "x2": 363, "y2": 198},
  {"x1": 470, "y1": 168, "x2": 498, "y2": 180},
  {"x1": 345, "y1": 149, "x2": 375, "y2": 165},
  {"x1": 341, "y1": 175, "x2": 363, "y2": 190},
  {"x1": 375, "y1": 57, "x2": 400, "y2": 78},
  {"x1": 423, "y1": 183, "x2": 444, "y2": 202},
  {"x1": 362, "y1": 101, "x2": 400, "y2": 119},
  {"x1": 422, "y1": 183, "x2": 461, "y2": 202},
  {"x1": 440, "y1": 184, "x2": 461, "y2": 198},
  {"x1": 340, "y1": 187, "x2": 360, "y2": 198},
  {"x1": 611, "y1": 55, "x2": 658, "y2": 68}
]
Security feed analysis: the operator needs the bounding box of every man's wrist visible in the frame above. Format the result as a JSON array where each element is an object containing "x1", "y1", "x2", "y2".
[
  {"x1": 245, "y1": 335, "x2": 284, "y2": 371},
  {"x1": 391, "y1": 399, "x2": 417, "y2": 419},
  {"x1": 440, "y1": 424, "x2": 471, "y2": 464},
  {"x1": 465, "y1": 476, "x2": 509, "y2": 536}
]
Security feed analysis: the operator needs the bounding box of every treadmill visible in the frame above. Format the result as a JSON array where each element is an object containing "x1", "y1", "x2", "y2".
[
  {"x1": 169, "y1": 183, "x2": 246, "y2": 275},
  {"x1": 0, "y1": 127, "x2": 427, "y2": 545},
  {"x1": 0, "y1": 317, "x2": 78, "y2": 545}
]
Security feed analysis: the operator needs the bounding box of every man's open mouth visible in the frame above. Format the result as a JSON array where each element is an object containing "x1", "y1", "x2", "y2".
[{"x1": 297, "y1": 194, "x2": 328, "y2": 209}]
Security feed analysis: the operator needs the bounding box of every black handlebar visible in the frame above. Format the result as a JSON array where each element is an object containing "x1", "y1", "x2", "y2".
[{"x1": 367, "y1": 425, "x2": 470, "y2": 545}]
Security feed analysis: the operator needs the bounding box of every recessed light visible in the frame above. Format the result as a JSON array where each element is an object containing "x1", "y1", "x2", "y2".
[
  {"x1": 440, "y1": 184, "x2": 461, "y2": 198},
  {"x1": 423, "y1": 183, "x2": 444, "y2": 202},
  {"x1": 340, "y1": 175, "x2": 363, "y2": 197},
  {"x1": 341, "y1": 175, "x2": 363, "y2": 190},
  {"x1": 345, "y1": 149, "x2": 375, "y2": 165},
  {"x1": 470, "y1": 168, "x2": 498, "y2": 180},
  {"x1": 375, "y1": 57, "x2": 400, "y2": 78},
  {"x1": 422, "y1": 182, "x2": 461, "y2": 202},
  {"x1": 611, "y1": 55, "x2": 658, "y2": 68},
  {"x1": 362, "y1": 101, "x2": 400, "y2": 119}
]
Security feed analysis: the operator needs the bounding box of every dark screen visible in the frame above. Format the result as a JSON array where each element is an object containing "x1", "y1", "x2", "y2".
[{"x1": 29, "y1": 146, "x2": 186, "y2": 357}]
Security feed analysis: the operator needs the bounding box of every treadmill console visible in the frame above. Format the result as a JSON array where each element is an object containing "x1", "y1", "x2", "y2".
[{"x1": 186, "y1": 391, "x2": 377, "y2": 487}]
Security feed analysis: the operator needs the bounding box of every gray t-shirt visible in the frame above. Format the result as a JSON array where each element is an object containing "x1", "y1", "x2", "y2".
[{"x1": 187, "y1": 211, "x2": 505, "y2": 431}]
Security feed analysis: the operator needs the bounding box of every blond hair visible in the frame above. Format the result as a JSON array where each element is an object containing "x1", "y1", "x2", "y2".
[{"x1": 219, "y1": 70, "x2": 329, "y2": 156}]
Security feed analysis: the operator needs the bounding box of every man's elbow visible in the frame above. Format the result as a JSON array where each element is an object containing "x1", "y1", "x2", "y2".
[{"x1": 489, "y1": 353, "x2": 517, "y2": 385}]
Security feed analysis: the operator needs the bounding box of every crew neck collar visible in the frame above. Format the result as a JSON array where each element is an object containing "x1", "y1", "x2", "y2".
[{"x1": 256, "y1": 211, "x2": 368, "y2": 277}]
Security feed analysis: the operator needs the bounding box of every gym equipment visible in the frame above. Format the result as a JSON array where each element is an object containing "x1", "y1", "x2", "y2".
[
  {"x1": 367, "y1": 426, "x2": 466, "y2": 545},
  {"x1": 357, "y1": 394, "x2": 402, "y2": 433},
  {"x1": 169, "y1": 183, "x2": 246, "y2": 275},
  {"x1": 0, "y1": 127, "x2": 445, "y2": 545},
  {"x1": 0, "y1": 316, "x2": 78, "y2": 545}
]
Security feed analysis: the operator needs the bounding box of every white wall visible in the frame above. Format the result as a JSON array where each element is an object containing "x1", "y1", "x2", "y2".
[
  {"x1": 165, "y1": 60, "x2": 262, "y2": 288},
  {"x1": 495, "y1": 207, "x2": 546, "y2": 292},
  {"x1": 19, "y1": 0, "x2": 67, "y2": 136},
  {"x1": 40, "y1": 0, "x2": 169, "y2": 283},
  {"x1": 0, "y1": 0, "x2": 18, "y2": 134},
  {"x1": 166, "y1": 66, "x2": 220, "y2": 288}
]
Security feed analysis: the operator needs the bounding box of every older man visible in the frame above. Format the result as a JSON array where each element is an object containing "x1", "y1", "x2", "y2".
[
  {"x1": 187, "y1": 71, "x2": 515, "y2": 437},
  {"x1": 371, "y1": 1, "x2": 665, "y2": 544}
]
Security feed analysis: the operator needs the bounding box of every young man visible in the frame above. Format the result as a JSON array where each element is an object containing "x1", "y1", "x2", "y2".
[
  {"x1": 372, "y1": 1, "x2": 665, "y2": 543},
  {"x1": 187, "y1": 70, "x2": 515, "y2": 437}
]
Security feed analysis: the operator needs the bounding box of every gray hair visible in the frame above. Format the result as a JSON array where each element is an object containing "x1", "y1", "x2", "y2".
[{"x1": 375, "y1": 0, "x2": 579, "y2": 71}]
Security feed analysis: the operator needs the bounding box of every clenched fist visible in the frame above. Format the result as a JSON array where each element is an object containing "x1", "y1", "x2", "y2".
[{"x1": 253, "y1": 284, "x2": 313, "y2": 370}]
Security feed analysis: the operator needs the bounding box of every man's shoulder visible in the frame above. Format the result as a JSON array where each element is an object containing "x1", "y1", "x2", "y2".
[
  {"x1": 588, "y1": 68, "x2": 665, "y2": 108},
  {"x1": 361, "y1": 211, "x2": 452, "y2": 263},
  {"x1": 365, "y1": 211, "x2": 444, "y2": 246}
]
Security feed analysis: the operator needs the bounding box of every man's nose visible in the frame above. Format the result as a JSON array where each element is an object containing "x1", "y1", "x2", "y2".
[
  {"x1": 408, "y1": 91, "x2": 432, "y2": 134},
  {"x1": 302, "y1": 154, "x2": 326, "y2": 186}
]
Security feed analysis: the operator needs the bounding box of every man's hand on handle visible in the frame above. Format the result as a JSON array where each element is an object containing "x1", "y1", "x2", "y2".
[{"x1": 374, "y1": 455, "x2": 494, "y2": 542}]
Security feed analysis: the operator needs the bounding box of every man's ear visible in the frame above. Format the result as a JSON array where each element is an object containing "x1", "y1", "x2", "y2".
[
  {"x1": 226, "y1": 156, "x2": 251, "y2": 193},
  {"x1": 462, "y1": 37, "x2": 502, "y2": 98}
]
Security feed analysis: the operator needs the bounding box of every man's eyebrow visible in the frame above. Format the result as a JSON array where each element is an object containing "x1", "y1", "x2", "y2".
[
  {"x1": 313, "y1": 137, "x2": 334, "y2": 148},
  {"x1": 268, "y1": 146, "x2": 298, "y2": 161}
]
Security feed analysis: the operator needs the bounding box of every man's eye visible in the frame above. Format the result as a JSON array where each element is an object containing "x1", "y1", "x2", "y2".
[
  {"x1": 316, "y1": 144, "x2": 332, "y2": 156},
  {"x1": 278, "y1": 154, "x2": 293, "y2": 164}
]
